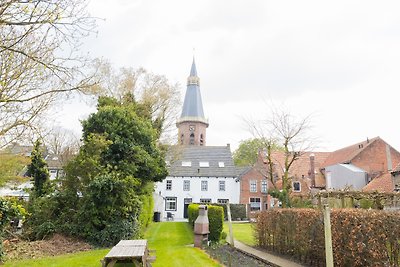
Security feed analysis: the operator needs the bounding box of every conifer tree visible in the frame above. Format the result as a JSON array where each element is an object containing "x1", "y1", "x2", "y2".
[{"x1": 27, "y1": 140, "x2": 50, "y2": 198}]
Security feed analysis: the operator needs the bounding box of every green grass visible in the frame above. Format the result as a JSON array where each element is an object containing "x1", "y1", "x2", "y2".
[
  {"x1": 145, "y1": 222, "x2": 221, "y2": 267},
  {"x1": 223, "y1": 222, "x2": 257, "y2": 246},
  {"x1": 4, "y1": 222, "x2": 221, "y2": 267}
]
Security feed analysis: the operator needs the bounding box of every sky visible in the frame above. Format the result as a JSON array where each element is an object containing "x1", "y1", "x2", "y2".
[{"x1": 57, "y1": 0, "x2": 400, "y2": 152}]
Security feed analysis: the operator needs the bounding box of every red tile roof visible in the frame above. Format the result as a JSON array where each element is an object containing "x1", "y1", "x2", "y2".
[
  {"x1": 322, "y1": 137, "x2": 380, "y2": 168},
  {"x1": 264, "y1": 151, "x2": 331, "y2": 188},
  {"x1": 362, "y1": 172, "x2": 394, "y2": 193}
]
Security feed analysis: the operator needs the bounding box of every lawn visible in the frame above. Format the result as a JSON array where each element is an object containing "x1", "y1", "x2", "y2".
[
  {"x1": 223, "y1": 222, "x2": 257, "y2": 246},
  {"x1": 3, "y1": 222, "x2": 221, "y2": 267}
]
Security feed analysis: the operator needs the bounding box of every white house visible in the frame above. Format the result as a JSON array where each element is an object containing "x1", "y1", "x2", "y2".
[
  {"x1": 154, "y1": 58, "x2": 240, "y2": 220},
  {"x1": 154, "y1": 145, "x2": 240, "y2": 220}
]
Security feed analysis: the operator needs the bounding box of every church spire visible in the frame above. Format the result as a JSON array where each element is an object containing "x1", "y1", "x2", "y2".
[{"x1": 177, "y1": 58, "x2": 209, "y2": 146}]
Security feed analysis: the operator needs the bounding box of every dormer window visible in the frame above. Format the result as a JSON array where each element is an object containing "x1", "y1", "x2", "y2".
[
  {"x1": 182, "y1": 161, "x2": 192, "y2": 167},
  {"x1": 199, "y1": 162, "x2": 209, "y2": 167},
  {"x1": 218, "y1": 162, "x2": 225, "y2": 167}
]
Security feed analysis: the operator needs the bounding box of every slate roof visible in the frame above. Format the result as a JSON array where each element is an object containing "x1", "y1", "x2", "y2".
[
  {"x1": 321, "y1": 137, "x2": 380, "y2": 168},
  {"x1": 178, "y1": 58, "x2": 207, "y2": 124},
  {"x1": 362, "y1": 172, "x2": 394, "y2": 193},
  {"x1": 166, "y1": 145, "x2": 238, "y2": 177}
]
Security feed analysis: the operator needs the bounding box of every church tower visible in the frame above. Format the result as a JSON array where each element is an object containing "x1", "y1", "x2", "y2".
[{"x1": 176, "y1": 58, "x2": 209, "y2": 146}]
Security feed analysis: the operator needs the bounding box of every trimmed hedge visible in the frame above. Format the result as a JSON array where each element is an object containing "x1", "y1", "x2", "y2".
[
  {"x1": 255, "y1": 209, "x2": 400, "y2": 267},
  {"x1": 212, "y1": 203, "x2": 247, "y2": 220},
  {"x1": 188, "y1": 203, "x2": 224, "y2": 242}
]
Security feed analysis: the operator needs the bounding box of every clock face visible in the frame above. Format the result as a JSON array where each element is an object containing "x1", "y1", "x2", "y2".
[{"x1": 189, "y1": 125, "x2": 195, "y2": 132}]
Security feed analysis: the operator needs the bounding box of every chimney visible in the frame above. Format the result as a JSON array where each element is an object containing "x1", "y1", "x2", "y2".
[
  {"x1": 386, "y1": 144, "x2": 393, "y2": 171},
  {"x1": 310, "y1": 153, "x2": 316, "y2": 187}
]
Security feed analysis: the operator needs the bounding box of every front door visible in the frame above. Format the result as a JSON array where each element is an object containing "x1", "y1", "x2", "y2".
[{"x1": 183, "y1": 198, "x2": 192, "y2": 218}]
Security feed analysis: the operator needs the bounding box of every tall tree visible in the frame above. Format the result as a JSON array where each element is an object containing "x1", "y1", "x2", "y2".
[
  {"x1": 27, "y1": 139, "x2": 50, "y2": 197},
  {"x1": 0, "y1": 0, "x2": 97, "y2": 147},
  {"x1": 247, "y1": 106, "x2": 314, "y2": 206},
  {"x1": 233, "y1": 138, "x2": 281, "y2": 167},
  {"x1": 90, "y1": 60, "x2": 181, "y2": 142}
]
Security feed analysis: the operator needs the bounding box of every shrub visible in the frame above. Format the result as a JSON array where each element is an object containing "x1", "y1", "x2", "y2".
[
  {"x1": 188, "y1": 204, "x2": 224, "y2": 242},
  {"x1": 212, "y1": 203, "x2": 247, "y2": 220},
  {"x1": 255, "y1": 208, "x2": 400, "y2": 267}
]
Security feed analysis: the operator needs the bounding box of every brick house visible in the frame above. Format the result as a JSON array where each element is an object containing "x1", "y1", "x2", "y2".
[{"x1": 322, "y1": 137, "x2": 400, "y2": 190}]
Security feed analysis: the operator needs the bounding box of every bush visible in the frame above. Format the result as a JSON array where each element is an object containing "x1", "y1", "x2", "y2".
[
  {"x1": 188, "y1": 204, "x2": 224, "y2": 242},
  {"x1": 255, "y1": 209, "x2": 400, "y2": 267},
  {"x1": 88, "y1": 219, "x2": 139, "y2": 247},
  {"x1": 212, "y1": 203, "x2": 247, "y2": 220}
]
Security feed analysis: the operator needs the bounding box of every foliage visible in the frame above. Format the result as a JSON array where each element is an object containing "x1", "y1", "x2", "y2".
[
  {"x1": 0, "y1": 0, "x2": 97, "y2": 147},
  {"x1": 212, "y1": 203, "x2": 247, "y2": 221},
  {"x1": 0, "y1": 197, "x2": 26, "y2": 260},
  {"x1": 26, "y1": 140, "x2": 51, "y2": 198},
  {"x1": 0, "y1": 154, "x2": 30, "y2": 186},
  {"x1": 233, "y1": 138, "x2": 281, "y2": 166},
  {"x1": 255, "y1": 209, "x2": 400, "y2": 267},
  {"x1": 26, "y1": 95, "x2": 168, "y2": 246},
  {"x1": 188, "y1": 204, "x2": 224, "y2": 242}
]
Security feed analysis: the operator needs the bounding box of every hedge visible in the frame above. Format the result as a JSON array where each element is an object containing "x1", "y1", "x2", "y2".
[
  {"x1": 212, "y1": 203, "x2": 247, "y2": 220},
  {"x1": 255, "y1": 209, "x2": 400, "y2": 267},
  {"x1": 188, "y1": 203, "x2": 224, "y2": 242}
]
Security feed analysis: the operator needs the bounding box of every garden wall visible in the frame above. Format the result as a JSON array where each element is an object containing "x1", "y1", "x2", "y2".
[{"x1": 255, "y1": 209, "x2": 400, "y2": 267}]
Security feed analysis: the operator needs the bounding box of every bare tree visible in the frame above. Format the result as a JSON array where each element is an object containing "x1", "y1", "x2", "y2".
[
  {"x1": 247, "y1": 105, "x2": 314, "y2": 206},
  {"x1": 43, "y1": 127, "x2": 80, "y2": 166},
  {"x1": 0, "y1": 0, "x2": 97, "y2": 147},
  {"x1": 91, "y1": 59, "x2": 181, "y2": 143}
]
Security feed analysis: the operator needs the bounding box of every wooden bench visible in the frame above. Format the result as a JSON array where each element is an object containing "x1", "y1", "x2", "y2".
[{"x1": 101, "y1": 239, "x2": 155, "y2": 267}]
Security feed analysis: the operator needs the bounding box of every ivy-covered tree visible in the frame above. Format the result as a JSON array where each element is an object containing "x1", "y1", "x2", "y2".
[
  {"x1": 59, "y1": 95, "x2": 167, "y2": 245},
  {"x1": 27, "y1": 140, "x2": 50, "y2": 198}
]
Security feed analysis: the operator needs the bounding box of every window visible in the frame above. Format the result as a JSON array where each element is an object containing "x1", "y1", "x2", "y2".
[
  {"x1": 218, "y1": 162, "x2": 225, "y2": 167},
  {"x1": 250, "y1": 197, "x2": 261, "y2": 211},
  {"x1": 293, "y1": 181, "x2": 301, "y2": 192},
  {"x1": 217, "y1": 199, "x2": 229, "y2": 204},
  {"x1": 250, "y1": 180, "x2": 257, "y2": 192},
  {"x1": 165, "y1": 197, "x2": 177, "y2": 211},
  {"x1": 200, "y1": 198, "x2": 211, "y2": 204},
  {"x1": 189, "y1": 133, "x2": 195, "y2": 145},
  {"x1": 166, "y1": 180, "x2": 172, "y2": 190},
  {"x1": 165, "y1": 160, "x2": 170, "y2": 167},
  {"x1": 199, "y1": 161, "x2": 209, "y2": 167},
  {"x1": 261, "y1": 180, "x2": 267, "y2": 193},
  {"x1": 182, "y1": 161, "x2": 191, "y2": 167},
  {"x1": 201, "y1": 180, "x2": 208, "y2": 191},
  {"x1": 219, "y1": 180, "x2": 226, "y2": 191},
  {"x1": 180, "y1": 134, "x2": 184, "y2": 145},
  {"x1": 183, "y1": 180, "x2": 190, "y2": 191}
]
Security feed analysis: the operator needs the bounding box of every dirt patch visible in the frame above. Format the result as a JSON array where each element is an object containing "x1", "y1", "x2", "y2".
[
  {"x1": 206, "y1": 244, "x2": 273, "y2": 267},
  {"x1": 3, "y1": 234, "x2": 93, "y2": 261}
]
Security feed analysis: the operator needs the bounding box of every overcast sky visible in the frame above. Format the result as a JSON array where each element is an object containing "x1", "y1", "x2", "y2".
[{"x1": 58, "y1": 0, "x2": 400, "y2": 152}]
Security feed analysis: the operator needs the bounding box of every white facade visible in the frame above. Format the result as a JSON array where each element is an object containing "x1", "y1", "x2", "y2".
[{"x1": 155, "y1": 176, "x2": 240, "y2": 220}]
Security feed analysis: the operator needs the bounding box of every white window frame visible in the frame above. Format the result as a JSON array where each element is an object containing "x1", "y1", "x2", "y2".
[
  {"x1": 200, "y1": 198, "x2": 212, "y2": 204},
  {"x1": 201, "y1": 180, "x2": 208, "y2": 191},
  {"x1": 183, "y1": 180, "x2": 190, "y2": 191},
  {"x1": 166, "y1": 180, "x2": 172, "y2": 190},
  {"x1": 293, "y1": 181, "x2": 301, "y2": 192},
  {"x1": 218, "y1": 162, "x2": 225, "y2": 167},
  {"x1": 261, "y1": 180, "x2": 268, "y2": 193},
  {"x1": 250, "y1": 180, "x2": 257, "y2": 192},
  {"x1": 217, "y1": 199, "x2": 229, "y2": 204},
  {"x1": 250, "y1": 197, "x2": 261, "y2": 211},
  {"x1": 165, "y1": 197, "x2": 177, "y2": 211},
  {"x1": 219, "y1": 180, "x2": 226, "y2": 191}
]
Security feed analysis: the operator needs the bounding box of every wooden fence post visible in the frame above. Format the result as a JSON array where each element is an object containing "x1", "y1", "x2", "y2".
[
  {"x1": 323, "y1": 204, "x2": 334, "y2": 267},
  {"x1": 226, "y1": 202, "x2": 235, "y2": 247}
]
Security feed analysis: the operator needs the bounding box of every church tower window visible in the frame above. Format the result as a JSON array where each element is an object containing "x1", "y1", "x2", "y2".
[{"x1": 189, "y1": 133, "x2": 195, "y2": 145}]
